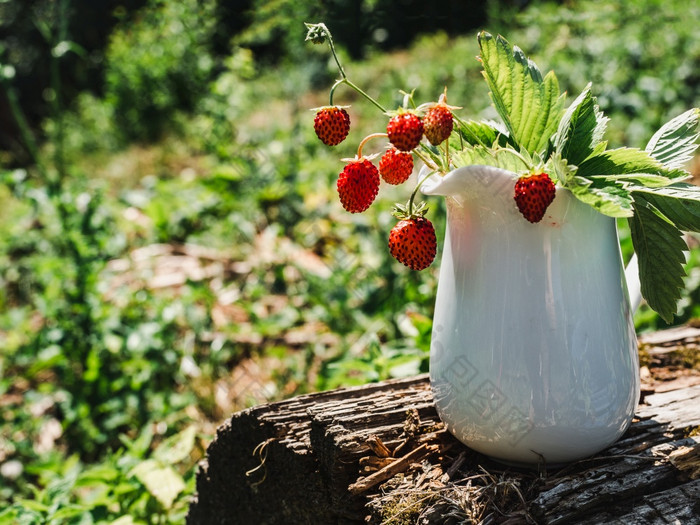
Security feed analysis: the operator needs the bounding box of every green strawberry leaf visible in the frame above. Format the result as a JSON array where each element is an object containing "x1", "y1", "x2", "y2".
[
  {"x1": 477, "y1": 31, "x2": 565, "y2": 156},
  {"x1": 576, "y1": 147, "x2": 687, "y2": 180},
  {"x1": 645, "y1": 108, "x2": 700, "y2": 170},
  {"x1": 569, "y1": 176, "x2": 634, "y2": 218},
  {"x1": 553, "y1": 83, "x2": 609, "y2": 166},
  {"x1": 628, "y1": 182, "x2": 700, "y2": 232},
  {"x1": 590, "y1": 173, "x2": 673, "y2": 187},
  {"x1": 455, "y1": 119, "x2": 506, "y2": 148},
  {"x1": 546, "y1": 151, "x2": 577, "y2": 186},
  {"x1": 628, "y1": 197, "x2": 688, "y2": 323},
  {"x1": 451, "y1": 145, "x2": 530, "y2": 173}
]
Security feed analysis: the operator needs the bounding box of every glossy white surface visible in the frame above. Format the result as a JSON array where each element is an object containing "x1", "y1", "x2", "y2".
[{"x1": 422, "y1": 165, "x2": 640, "y2": 465}]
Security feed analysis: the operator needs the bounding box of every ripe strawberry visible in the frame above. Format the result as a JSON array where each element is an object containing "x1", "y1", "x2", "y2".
[
  {"x1": 379, "y1": 148, "x2": 413, "y2": 185},
  {"x1": 388, "y1": 216, "x2": 437, "y2": 271},
  {"x1": 423, "y1": 104, "x2": 454, "y2": 146},
  {"x1": 314, "y1": 106, "x2": 350, "y2": 146},
  {"x1": 513, "y1": 172, "x2": 556, "y2": 223},
  {"x1": 337, "y1": 158, "x2": 380, "y2": 213},
  {"x1": 386, "y1": 112, "x2": 423, "y2": 151}
]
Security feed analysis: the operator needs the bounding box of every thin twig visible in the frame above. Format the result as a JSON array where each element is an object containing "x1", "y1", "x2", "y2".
[
  {"x1": 245, "y1": 438, "x2": 276, "y2": 488},
  {"x1": 348, "y1": 443, "x2": 437, "y2": 495}
]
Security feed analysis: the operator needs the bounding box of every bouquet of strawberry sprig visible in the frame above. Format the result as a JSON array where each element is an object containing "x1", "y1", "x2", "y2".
[
  {"x1": 306, "y1": 22, "x2": 465, "y2": 273},
  {"x1": 305, "y1": 22, "x2": 700, "y2": 323}
]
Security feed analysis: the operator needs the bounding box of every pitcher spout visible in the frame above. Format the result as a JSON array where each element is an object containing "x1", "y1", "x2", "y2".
[{"x1": 420, "y1": 165, "x2": 517, "y2": 204}]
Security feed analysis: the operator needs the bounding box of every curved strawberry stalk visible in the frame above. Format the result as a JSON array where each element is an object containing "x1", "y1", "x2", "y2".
[
  {"x1": 305, "y1": 23, "x2": 387, "y2": 112},
  {"x1": 355, "y1": 132, "x2": 388, "y2": 158}
]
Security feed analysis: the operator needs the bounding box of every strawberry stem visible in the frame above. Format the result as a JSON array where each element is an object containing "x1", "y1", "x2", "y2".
[
  {"x1": 318, "y1": 24, "x2": 347, "y2": 80},
  {"x1": 318, "y1": 25, "x2": 386, "y2": 113},
  {"x1": 399, "y1": 90, "x2": 418, "y2": 110},
  {"x1": 343, "y1": 79, "x2": 387, "y2": 113},
  {"x1": 407, "y1": 168, "x2": 437, "y2": 216},
  {"x1": 452, "y1": 114, "x2": 490, "y2": 149},
  {"x1": 413, "y1": 149, "x2": 440, "y2": 173},
  {"x1": 443, "y1": 138, "x2": 450, "y2": 169},
  {"x1": 496, "y1": 147, "x2": 536, "y2": 173},
  {"x1": 356, "y1": 132, "x2": 388, "y2": 158},
  {"x1": 328, "y1": 79, "x2": 344, "y2": 106}
]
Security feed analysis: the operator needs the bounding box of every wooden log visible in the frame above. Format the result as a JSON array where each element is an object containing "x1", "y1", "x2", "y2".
[
  {"x1": 187, "y1": 376, "x2": 438, "y2": 524},
  {"x1": 187, "y1": 326, "x2": 700, "y2": 524}
]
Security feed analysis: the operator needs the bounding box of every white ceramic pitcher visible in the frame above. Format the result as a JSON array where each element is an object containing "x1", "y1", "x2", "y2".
[{"x1": 421, "y1": 165, "x2": 641, "y2": 465}]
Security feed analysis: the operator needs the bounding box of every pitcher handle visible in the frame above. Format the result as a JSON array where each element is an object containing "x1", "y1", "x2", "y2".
[{"x1": 625, "y1": 253, "x2": 642, "y2": 313}]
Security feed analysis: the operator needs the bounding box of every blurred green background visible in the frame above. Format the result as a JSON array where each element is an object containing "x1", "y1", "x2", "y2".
[{"x1": 1, "y1": 0, "x2": 699, "y2": 521}]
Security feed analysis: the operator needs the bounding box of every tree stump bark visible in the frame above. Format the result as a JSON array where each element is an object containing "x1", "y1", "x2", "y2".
[{"x1": 187, "y1": 325, "x2": 700, "y2": 524}]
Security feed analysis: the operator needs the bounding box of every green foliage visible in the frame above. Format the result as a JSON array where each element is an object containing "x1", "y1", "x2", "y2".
[
  {"x1": 566, "y1": 174, "x2": 634, "y2": 219},
  {"x1": 137, "y1": 175, "x2": 227, "y2": 243},
  {"x1": 452, "y1": 146, "x2": 530, "y2": 172},
  {"x1": 319, "y1": 313, "x2": 433, "y2": 390},
  {"x1": 628, "y1": 182, "x2": 700, "y2": 321},
  {"x1": 505, "y1": 0, "x2": 700, "y2": 147},
  {"x1": 104, "y1": 0, "x2": 217, "y2": 142},
  {"x1": 480, "y1": 0, "x2": 700, "y2": 330},
  {"x1": 478, "y1": 31, "x2": 565, "y2": 155},
  {"x1": 553, "y1": 83, "x2": 608, "y2": 166},
  {"x1": 0, "y1": 424, "x2": 199, "y2": 524},
  {"x1": 576, "y1": 147, "x2": 686, "y2": 181},
  {"x1": 0, "y1": 166, "x2": 205, "y2": 453},
  {"x1": 46, "y1": 92, "x2": 120, "y2": 156},
  {"x1": 629, "y1": 197, "x2": 688, "y2": 323},
  {"x1": 645, "y1": 109, "x2": 700, "y2": 170},
  {"x1": 233, "y1": 0, "x2": 324, "y2": 64}
]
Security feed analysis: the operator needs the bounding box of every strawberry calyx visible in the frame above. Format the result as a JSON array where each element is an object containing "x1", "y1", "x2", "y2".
[
  {"x1": 384, "y1": 105, "x2": 418, "y2": 118},
  {"x1": 392, "y1": 199, "x2": 428, "y2": 221},
  {"x1": 304, "y1": 23, "x2": 330, "y2": 45},
  {"x1": 310, "y1": 104, "x2": 351, "y2": 112},
  {"x1": 416, "y1": 101, "x2": 462, "y2": 112},
  {"x1": 340, "y1": 153, "x2": 380, "y2": 163},
  {"x1": 416, "y1": 89, "x2": 462, "y2": 114}
]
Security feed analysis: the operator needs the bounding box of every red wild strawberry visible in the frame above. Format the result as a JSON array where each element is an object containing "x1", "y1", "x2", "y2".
[
  {"x1": 388, "y1": 216, "x2": 437, "y2": 271},
  {"x1": 379, "y1": 148, "x2": 413, "y2": 185},
  {"x1": 513, "y1": 172, "x2": 556, "y2": 223},
  {"x1": 423, "y1": 104, "x2": 454, "y2": 146},
  {"x1": 337, "y1": 158, "x2": 380, "y2": 213},
  {"x1": 314, "y1": 106, "x2": 350, "y2": 146},
  {"x1": 386, "y1": 112, "x2": 423, "y2": 151}
]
